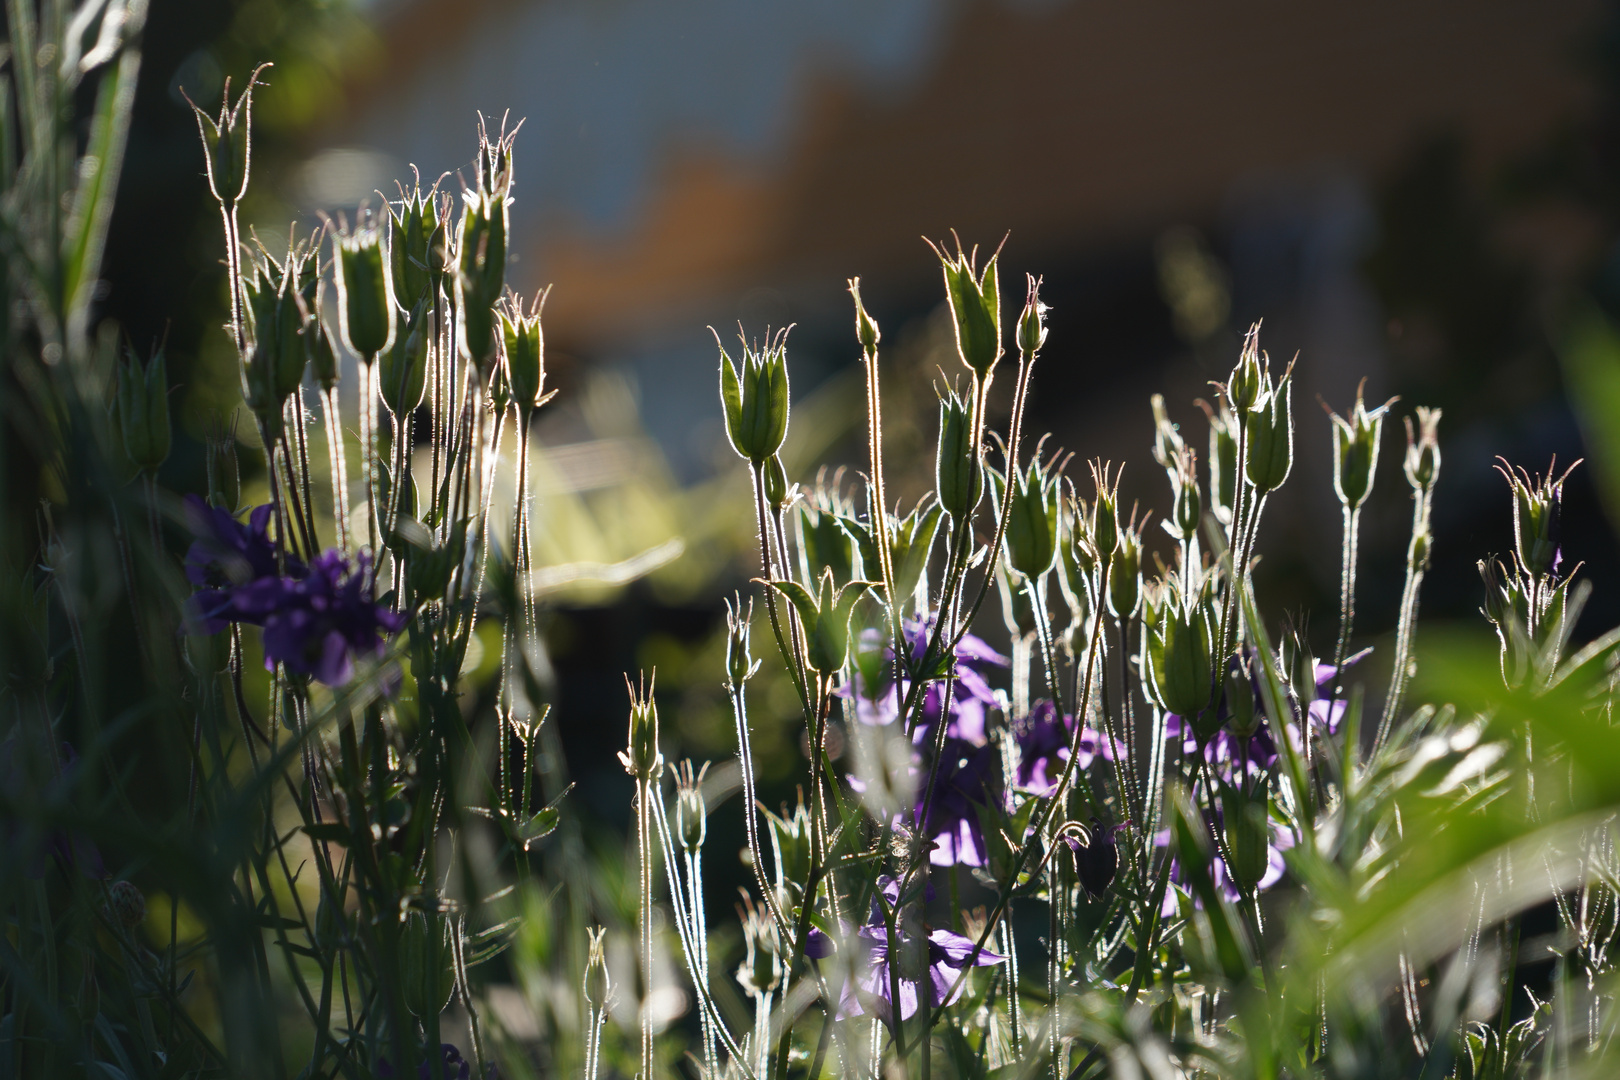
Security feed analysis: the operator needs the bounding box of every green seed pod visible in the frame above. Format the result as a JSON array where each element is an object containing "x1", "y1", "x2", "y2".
[
  {"x1": 999, "y1": 457, "x2": 1062, "y2": 579},
  {"x1": 455, "y1": 182, "x2": 509, "y2": 370},
  {"x1": 1403, "y1": 407, "x2": 1442, "y2": 492},
  {"x1": 1329, "y1": 383, "x2": 1393, "y2": 510},
  {"x1": 933, "y1": 237, "x2": 1002, "y2": 378},
  {"x1": 1150, "y1": 393, "x2": 1185, "y2": 470},
  {"x1": 1143, "y1": 582, "x2": 1216, "y2": 722},
  {"x1": 766, "y1": 799, "x2": 813, "y2": 901},
  {"x1": 390, "y1": 179, "x2": 444, "y2": 308},
  {"x1": 186, "y1": 70, "x2": 262, "y2": 208},
  {"x1": 1017, "y1": 273, "x2": 1048, "y2": 360},
  {"x1": 1501, "y1": 460, "x2": 1573, "y2": 579},
  {"x1": 1244, "y1": 371, "x2": 1294, "y2": 494},
  {"x1": 736, "y1": 902, "x2": 783, "y2": 998},
  {"x1": 1167, "y1": 449, "x2": 1202, "y2": 542},
  {"x1": 116, "y1": 348, "x2": 171, "y2": 474},
  {"x1": 309, "y1": 290, "x2": 341, "y2": 389},
  {"x1": 1090, "y1": 461, "x2": 1121, "y2": 558},
  {"x1": 717, "y1": 330, "x2": 791, "y2": 465},
  {"x1": 242, "y1": 272, "x2": 284, "y2": 431},
  {"x1": 848, "y1": 276, "x2": 881, "y2": 356},
  {"x1": 271, "y1": 286, "x2": 307, "y2": 402},
  {"x1": 724, "y1": 596, "x2": 759, "y2": 691},
  {"x1": 1224, "y1": 660, "x2": 1259, "y2": 739},
  {"x1": 935, "y1": 387, "x2": 983, "y2": 522},
  {"x1": 618, "y1": 677, "x2": 663, "y2": 780},
  {"x1": 404, "y1": 518, "x2": 467, "y2": 604},
  {"x1": 889, "y1": 501, "x2": 943, "y2": 614},
  {"x1": 1107, "y1": 526, "x2": 1142, "y2": 619},
  {"x1": 799, "y1": 501, "x2": 858, "y2": 586},
  {"x1": 1227, "y1": 324, "x2": 1266, "y2": 412},
  {"x1": 1222, "y1": 786, "x2": 1271, "y2": 893},
  {"x1": 583, "y1": 926, "x2": 611, "y2": 1010},
  {"x1": 1205, "y1": 400, "x2": 1239, "y2": 524},
  {"x1": 500, "y1": 291, "x2": 549, "y2": 413},
  {"x1": 206, "y1": 423, "x2": 241, "y2": 514},
  {"x1": 675, "y1": 761, "x2": 708, "y2": 853},
  {"x1": 334, "y1": 222, "x2": 396, "y2": 361},
  {"x1": 399, "y1": 911, "x2": 456, "y2": 1019},
  {"x1": 379, "y1": 301, "x2": 430, "y2": 417}
]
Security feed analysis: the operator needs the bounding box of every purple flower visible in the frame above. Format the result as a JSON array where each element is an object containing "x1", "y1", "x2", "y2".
[
  {"x1": 849, "y1": 619, "x2": 1006, "y2": 745},
  {"x1": 241, "y1": 551, "x2": 406, "y2": 686},
  {"x1": 1067, "y1": 821, "x2": 1123, "y2": 900},
  {"x1": 842, "y1": 876, "x2": 1003, "y2": 1022},
  {"x1": 1012, "y1": 700, "x2": 1119, "y2": 796},
  {"x1": 183, "y1": 497, "x2": 303, "y2": 632},
  {"x1": 918, "y1": 737, "x2": 998, "y2": 867}
]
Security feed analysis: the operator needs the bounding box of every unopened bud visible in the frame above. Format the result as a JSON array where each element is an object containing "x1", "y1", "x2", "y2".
[
  {"x1": 1228, "y1": 325, "x2": 1266, "y2": 412},
  {"x1": 675, "y1": 761, "x2": 708, "y2": 853},
  {"x1": 583, "y1": 925, "x2": 611, "y2": 1010},
  {"x1": 724, "y1": 596, "x2": 759, "y2": 691},
  {"x1": 1017, "y1": 273, "x2": 1048, "y2": 360},
  {"x1": 1403, "y1": 407, "x2": 1442, "y2": 492},
  {"x1": 848, "y1": 277, "x2": 881, "y2": 355}
]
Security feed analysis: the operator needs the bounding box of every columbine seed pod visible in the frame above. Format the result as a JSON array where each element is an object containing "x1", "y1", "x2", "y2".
[
  {"x1": 391, "y1": 179, "x2": 444, "y2": 308},
  {"x1": 724, "y1": 597, "x2": 759, "y2": 691},
  {"x1": 737, "y1": 902, "x2": 783, "y2": 999},
  {"x1": 768, "y1": 569, "x2": 874, "y2": 675},
  {"x1": 1501, "y1": 460, "x2": 1574, "y2": 579},
  {"x1": 618, "y1": 677, "x2": 663, "y2": 780},
  {"x1": 500, "y1": 290, "x2": 549, "y2": 413},
  {"x1": 206, "y1": 423, "x2": 241, "y2": 513},
  {"x1": 399, "y1": 911, "x2": 455, "y2": 1019},
  {"x1": 1223, "y1": 787, "x2": 1271, "y2": 893},
  {"x1": 933, "y1": 237, "x2": 1002, "y2": 378},
  {"x1": 1017, "y1": 273, "x2": 1048, "y2": 360},
  {"x1": 1205, "y1": 399, "x2": 1239, "y2": 523},
  {"x1": 379, "y1": 301, "x2": 429, "y2": 417},
  {"x1": 456, "y1": 173, "x2": 510, "y2": 371},
  {"x1": 1143, "y1": 583, "x2": 1216, "y2": 723},
  {"x1": 1245, "y1": 370, "x2": 1294, "y2": 493},
  {"x1": 1000, "y1": 456, "x2": 1062, "y2": 579},
  {"x1": 717, "y1": 330, "x2": 791, "y2": 465},
  {"x1": 1404, "y1": 407, "x2": 1442, "y2": 492},
  {"x1": 1107, "y1": 524, "x2": 1142, "y2": 619},
  {"x1": 848, "y1": 276, "x2": 880, "y2": 356},
  {"x1": 186, "y1": 69, "x2": 263, "y2": 209},
  {"x1": 1150, "y1": 394, "x2": 1185, "y2": 470},
  {"x1": 1167, "y1": 449, "x2": 1202, "y2": 542},
  {"x1": 936, "y1": 387, "x2": 983, "y2": 522},
  {"x1": 1224, "y1": 660, "x2": 1259, "y2": 738},
  {"x1": 334, "y1": 221, "x2": 396, "y2": 361},
  {"x1": 675, "y1": 762, "x2": 708, "y2": 853},
  {"x1": 1228, "y1": 324, "x2": 1266, "y2": 412},
  {"x1": 309, "y1": 288, "x2": 341, "y2": 389},
  {"x1": 583, "y1": 926, "x2": 611, "y2": 1010},
  {"x1": 242, "y1": 270, "x2": 285, "y2": 428},
  {"x1": 1329, "y1": 382, "x2": 1394, "y2": 510},
  {"x1": 116, "y1": 348, "x2": 171, "y2": 474}
]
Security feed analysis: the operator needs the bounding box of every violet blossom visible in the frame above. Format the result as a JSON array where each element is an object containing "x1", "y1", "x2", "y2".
[
  {"x1": 1012, "y1": 700, "x2": 1119, "y2": 796},
  {"x1": 235, "y1": 550, "x2": 406, "y2": 686},
  {"x1": 841, "y1": 876, "x2": 1003, "y2": 1023},
  {"x1": 184, "y1": 496, "x2": 303, "y2": 632}
]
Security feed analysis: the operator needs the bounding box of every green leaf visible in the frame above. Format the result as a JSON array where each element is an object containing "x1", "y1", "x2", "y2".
[{"x1": 62, "y1": 49, "x2": 140, "y2": 334}]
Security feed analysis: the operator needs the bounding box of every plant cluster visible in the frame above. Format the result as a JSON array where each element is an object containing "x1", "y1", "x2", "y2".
[{"x1": 8, "y1": 11, "x2": 1620, "y2": 1080}]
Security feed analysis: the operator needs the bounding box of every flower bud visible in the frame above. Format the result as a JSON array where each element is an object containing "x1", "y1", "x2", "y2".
[
  {"x1": 717, "y1": 329, "x2": 791, "y2": 465},
  {"x1": 1409, "y1": 525, "x2": 1431, "y2": 571},
  {"x1": 399, "y1": 911, "x2": 456, "y2": 1019},
  {"x1": 379, "y1": 300, "x2": 430, "y2": 417},
  {"x1": 848, "y1": 277, "x2": 881, "y2": 356},
  {"x1": 933, "y1": 236, "x2": 1002, "y2": 379},
  {"x1": 500, "y1": 290, "x2": 549, "y2": 413},
  {"x1": 1244, "y1": 371, "x2": 1294, "y2": 493},
  {"x1": 1329, "y1": 382, "x2": 1394, "y2": 510},
  {"x1": 724, "y1": 596, "x2": 759, "y2": 691},
  {"x1": 1107, "y1": 525, "x2": 1142, "y2": 619},
  {"x1": 1227, "y1": 325, "x2": 1266, "y2": 412},
  {"x1": 334, "y1": 221, "x2": 396, "y2": 361},
  {"x1": 115, "y1": 348, "x2": 171, "y2": 474},
  {"x1": 1403, "y1": 407, "x2": 1442, "y2": 492},
  {"x1": 999, "y1": 456, "x2": 1062, "y2": 579},
  {"x1": 763, "y1": 453, "x2": 791, "y2": 510},
  {"x1": 1166, "y1": 449, "x2": 1201, "y2": 542},
  {"x1": 1017, "y1": 273, "x2": 1048, "y2": 360},
  {"x1": 1071, "y1": 821, "x2": 1119, "y2": 900},
  {"x1": 675, "y1": 761, "x2": 708, "y2": 853},
  {"x1": 935, "y1": 387, "x2": 983, "y2": 522},
  {"x1": 583, "y1": 925, "x2": 611, "y2": 1010},
  {"x1": 618, "y1": 676, "x2": 663, "y2": 780}
]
